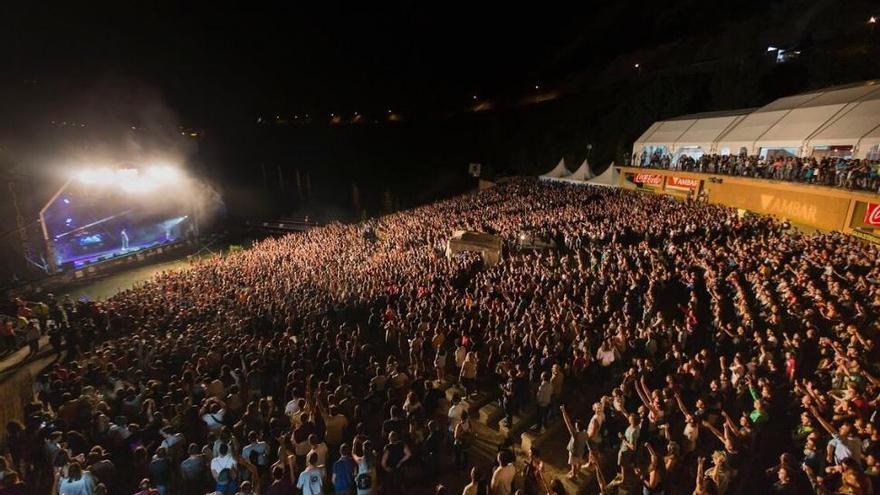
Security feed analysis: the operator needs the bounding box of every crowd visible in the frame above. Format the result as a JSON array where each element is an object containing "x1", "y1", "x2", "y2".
[
  {"x1": 0, "y1": 178, "x2": 878, "y2": 495},
  {"x1": 636, "y1": 151, "x2": 880, "y2": 192}
]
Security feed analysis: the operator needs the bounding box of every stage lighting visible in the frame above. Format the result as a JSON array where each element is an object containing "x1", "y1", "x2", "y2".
[
  {"x1": 145, "y1": 165, "x2": 183, "y2": 183},
  {"x1": 75, "y1": 164, "x2": 185, "y2": 193}
]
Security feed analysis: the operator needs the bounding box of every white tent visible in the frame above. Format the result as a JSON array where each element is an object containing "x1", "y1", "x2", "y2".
[
  {"x1": 539, "y1": 158, "x2": 571, "y2": 179},
  {"x1": 586, "y1": 163, "x2": 619, "y2": 187},
  {"x1": 672, "y1": 110, "x2": 751, "y2": 153},
  {"x1": 634, "y1": 80, "x2": 880, "y2": 159},
  {"x1": 564, "y1": 159, "x2": 595, "y2": 181}
]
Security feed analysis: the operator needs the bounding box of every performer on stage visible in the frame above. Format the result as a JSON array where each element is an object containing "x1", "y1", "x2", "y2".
[{"x1": 120, "y1": 228, "x2": 129, "y2": 251}]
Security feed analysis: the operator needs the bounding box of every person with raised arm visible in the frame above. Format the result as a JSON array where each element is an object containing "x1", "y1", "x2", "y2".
[{"x1": 560, "y1": 404, "x2": 589, "y2": 480}]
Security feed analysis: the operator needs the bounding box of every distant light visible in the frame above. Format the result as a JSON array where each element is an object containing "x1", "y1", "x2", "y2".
[
  {"x1": 472, "y1": 95, "x2": 478, "y2": 100},
  {"x1": 534, "y1": 84, "x2": 540, "y2": 90},
  {"x1": 65, "y1": 218, "x2": 73, "y2": 224},
  {"x1": 387, "y1": 109, "x2": 392, "y2": 113},
  {"x1": 767, "y1": 46, "x2": 778, "y2": 51},
  {"x1": 62, "y1": 198, "x2": 70, "y2": 204},
  {"x1": 189, "y1": 132, "x2": 198, "y2": 137},
  {"x1": 869, "y1": 16, "x2": 877, "y2": 24},
  {"x1": 634, "y1": 63, "x2": 640, "y2": 69},
  {"x1": 330, "y1": 113, "x2": 335, "y2": 117},
  {"x1": 354, "y1": 112, "x2": 359, "y2": 116},
  {"x1": 130, "y1": 126, "x2": 137, "y2": 130}
]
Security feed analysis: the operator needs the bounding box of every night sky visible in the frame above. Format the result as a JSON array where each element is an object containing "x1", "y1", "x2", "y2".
[
  {"x1": 1, "y1": 1, "x2": 878, "y2": 209},
  {"x1": 1, "y1": 1, "x2": 787, "y2": 124}
]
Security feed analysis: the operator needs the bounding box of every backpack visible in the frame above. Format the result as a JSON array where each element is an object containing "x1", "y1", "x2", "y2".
[
  {"x1": 218, "y1": 467, "x2": 233, "y2": 483},
  {"x1": 355, "y1": 472, "x2": 372, "y2": 490}
]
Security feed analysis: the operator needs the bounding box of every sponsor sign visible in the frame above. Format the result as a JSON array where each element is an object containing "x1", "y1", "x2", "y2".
[
  {"x1": 631, "y1": 173, "x2": 663, "y2": 187},
  {"x1": 863, "y1": 203, "x2": 880, "y2": 227},
  {"x1": 665, "y1": 176, "x2": 701, "y2": 192},
  {"x1": 851, "y1": 229, "x2": 880, "y2": 244}
]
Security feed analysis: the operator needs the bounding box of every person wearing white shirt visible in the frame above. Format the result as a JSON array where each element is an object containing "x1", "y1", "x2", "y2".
[
  {"x1": 210, "y1": 443, "x2": 238, "y2": 494},
  {"x1": 201, "y1": 398, "x2": 227, "y2": 435},
  {"x1": 447, "y1": 394, "x2": 466, "y2": 443},
  {"x1": 297, "y1": 452, "x2": 324, "y2": 495}
]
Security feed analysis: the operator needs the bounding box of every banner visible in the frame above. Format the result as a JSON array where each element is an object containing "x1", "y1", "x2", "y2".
[
  {"x1": 665, "y1": 176, "x2": 701, "y2": 192},
  {"x1": 630, "y1": 173, "x2": 663, "y2": 187},
  {"x1": 864, "y1": 203, "x2": 880, "y2": 227}
]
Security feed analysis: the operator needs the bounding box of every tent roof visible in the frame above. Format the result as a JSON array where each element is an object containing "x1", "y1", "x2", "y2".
[
  {"x1": 540, "y1": 158, "x2": 571, "y2": 178},
  {"x1": 634, "y1": 80, "x2": 880, "y2": 156},
  {"x1": 636, "y1": 118, "x2": 697, "y2": 148},
  {"x1": 586, "y1": 163, "x2": 619, "y2": 187},
  {"x1": 566, "y1": 159, "x2": 595, "y2": 180},
  {"x1": 674, "y1": 113, "x2": 749, "y2": 149}
]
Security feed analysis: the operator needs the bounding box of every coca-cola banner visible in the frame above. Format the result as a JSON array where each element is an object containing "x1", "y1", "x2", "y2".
[
  {"x1": 864, "y1": 203, "x2": 880, "y2": 227},
  {"x1": 629, "y1": 173, "x2": 664, "y2": 187},
  {"x1": 665, "y1": 176, "x2": 701, "y2": 192}
]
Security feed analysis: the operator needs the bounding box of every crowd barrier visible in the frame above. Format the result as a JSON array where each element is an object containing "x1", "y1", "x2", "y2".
[{"x1": 616, "y1": 167, "x2": 880, "y2": 239}]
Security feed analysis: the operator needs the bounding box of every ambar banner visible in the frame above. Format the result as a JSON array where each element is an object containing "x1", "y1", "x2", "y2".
[{"x1": 665, "y1": 176, "x2": 701, "y2": 192}]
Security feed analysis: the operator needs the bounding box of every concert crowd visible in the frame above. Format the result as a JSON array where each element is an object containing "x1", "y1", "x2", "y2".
[{"x1": 1, "y1": 178, "x2": 878, "y2": 495}]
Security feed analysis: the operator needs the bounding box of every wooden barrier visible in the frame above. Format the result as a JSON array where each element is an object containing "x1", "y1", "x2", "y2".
[
  {"x1": 0, "y1": 369, "x2": 34, "y2": 442},
  {"x1": 617, "y1": 167, "x2": 880, "y2": 236}
]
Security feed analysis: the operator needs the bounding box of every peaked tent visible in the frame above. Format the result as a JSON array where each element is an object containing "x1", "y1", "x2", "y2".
[
  {"x1": 586, "y1": 163, "x2": 619, "y2": 187},
  {"x1": 564, "y1": 159, "x2": 596, "y2": 181},
  {"x1": 539, "y1": 158, "x2": 571, "y2": 180}
]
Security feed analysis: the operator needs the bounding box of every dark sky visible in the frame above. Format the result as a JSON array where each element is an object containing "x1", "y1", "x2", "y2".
[
  {"x1": 0, "y1": 1, "x2": 785, "y2": 125},
  {"x1": 1, "y1": 2, "x2": 604, "y2": 122},
  {"x1": 1, "y1": 0, "x2": 872, "y2": 178}
]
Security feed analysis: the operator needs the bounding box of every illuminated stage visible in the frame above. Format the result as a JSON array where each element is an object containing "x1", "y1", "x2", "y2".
[
  {"x1": 40, "y1": 164, "x2": 203, "y2": 273},
  {"x1": 65, "y1": 239, "x2": 180, "y2": 268}
]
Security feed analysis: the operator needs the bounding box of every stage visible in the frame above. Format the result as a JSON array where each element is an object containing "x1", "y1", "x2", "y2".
[{"x1": 64, "y1": 240, "x2": 174, "y2": 268}]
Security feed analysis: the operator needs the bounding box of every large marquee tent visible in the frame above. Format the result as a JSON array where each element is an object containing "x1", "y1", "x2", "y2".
[{"x1": 633, "y1": 80, "x2": 880, "y2": 161}]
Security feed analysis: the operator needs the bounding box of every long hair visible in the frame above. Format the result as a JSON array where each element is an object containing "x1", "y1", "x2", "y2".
[{"x1": 66, "y1": 462, "x2": 83, "y2": 482}]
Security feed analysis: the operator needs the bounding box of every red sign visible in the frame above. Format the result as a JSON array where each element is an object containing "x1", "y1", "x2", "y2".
[
  {"x1": 632, "y1": 173, "x2": 663, "y2": 187},
  {"x1": 665, "y1": 176, "x2": 701, "y2": 192},
  {"x1": 864, "y1": 203, "x2": 880, "y2": 226}
]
